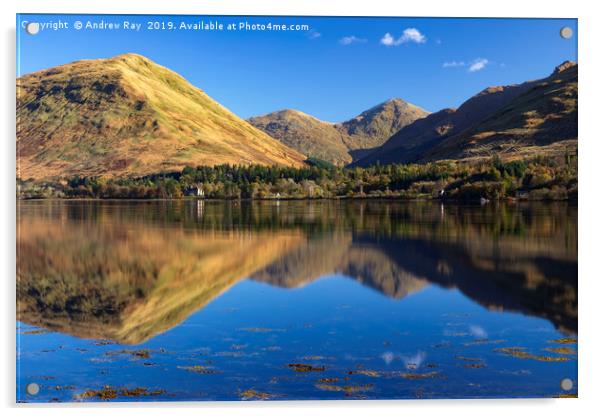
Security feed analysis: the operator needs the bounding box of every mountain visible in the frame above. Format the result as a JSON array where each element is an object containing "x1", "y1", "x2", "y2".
[
  {"x1": 338, "y1": 98, "x2": 429, "y2": 150},
  {"x1": 247, "y1": 109, "x2": 351, "y2": 165},
  {"x1": 354, "y1": 62, "x2": 578, "y2": 166},
  {"x1": 16, "y1": 53, "x2": 306, "y2": 180},
  {"x1": 248, "y1": 98, "x2": 428, "y2": 165}
]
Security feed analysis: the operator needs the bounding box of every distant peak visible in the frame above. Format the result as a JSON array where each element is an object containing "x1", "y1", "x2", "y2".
[
  {"x1": 280, "y1": 109, "x2": 309, "y2": 116},
  {"x1": 360, "y1": 98, "x2": 428, "y2": 116},
  {"x1": 360, "y1": 98, "x2": 403, "y2": 113},
  {"x1": 251, "y1": 109, "x2": 325, "y2": 122},
  {"x1": 553, "y1": 60, "x2": 577, "y2": 75},
  {"x1": 263, "y1": 109, "x2": 312, "y2": 118},
  {"x1": 377, "y1": 98, "x2": 411, "y2": 108}
]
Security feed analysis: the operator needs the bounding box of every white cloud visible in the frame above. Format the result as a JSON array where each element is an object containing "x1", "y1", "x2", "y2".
[
  {"x1": 400, "y1": 28, "x2": 426, "y2": 44},
  {"x1": 443, "y1": 61, "x2": 465, "y2": 68},
  {"x1": 307, "y1": 30, "x2": 321, "y2": 40},
  {"x1": 380, "y1": 32, "x2": 395, "y2": 46},
  {"x1": 339, "y1": 35, "x2": 367, "y2": 45},
  {"x1": 468, "y1": 58, "x2": 489, "y2": 72},
  {"x1": 380, "y1": 28, "x2": 427, "y2": 46},
  {"x1": 443, "y1": 58, "x2": 491, "y2": 72}
]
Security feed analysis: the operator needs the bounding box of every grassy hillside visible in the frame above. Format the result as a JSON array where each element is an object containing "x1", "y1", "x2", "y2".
[
  {"x1": 248, "y1": 110, "x2": 352, "y2": 165},
  {"x1": 17, "y1": 53, "x2": 306, "y2": 180}
]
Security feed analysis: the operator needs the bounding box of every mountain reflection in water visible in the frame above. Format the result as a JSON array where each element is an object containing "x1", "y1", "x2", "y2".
[{"x1": 17, "y1": 200, "x2": 577, "y2": 346}]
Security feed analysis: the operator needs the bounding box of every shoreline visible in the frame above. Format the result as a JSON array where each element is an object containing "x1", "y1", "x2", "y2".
[{"x1": 17, "y1": 196, "x2": 577, "y2": 203}]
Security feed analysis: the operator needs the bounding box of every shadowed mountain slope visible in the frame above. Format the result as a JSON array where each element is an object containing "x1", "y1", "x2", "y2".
[{"x1": 354, "y1": 62, "x2": 577, "y2": 166}]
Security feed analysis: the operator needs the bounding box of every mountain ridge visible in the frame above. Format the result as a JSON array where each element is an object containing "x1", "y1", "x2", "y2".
[
  {"x1": 248, "y1": 97, "x2": 429, "y2": 165},
  {"x1": 353, "y1": 61, "x2": 577, "y2": 166}
]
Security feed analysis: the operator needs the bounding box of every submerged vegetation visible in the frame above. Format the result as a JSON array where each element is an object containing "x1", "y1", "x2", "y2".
[
  {"x1": 76, "y1": 386, "x2": 165, "y2": 401},
  {"x1": 288, "y1": 363, "x2": 326, "y2": 373},
  {"x1": 494, "y1": 347, "x2": 572, "y2": 362},
  {"x1": 239, "y1": 389, "x2": 272, "y2": 400},
  {"x1": 18, "y1": 154, "x2": 577, "y2": 201}
]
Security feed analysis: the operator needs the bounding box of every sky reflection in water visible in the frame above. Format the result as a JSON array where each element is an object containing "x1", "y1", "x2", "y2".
[{"x1": 17, "y1": 200, "x2": 577, "y2": 401}]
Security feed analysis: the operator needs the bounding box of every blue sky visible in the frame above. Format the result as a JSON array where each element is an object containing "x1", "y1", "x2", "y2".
[{"x1": 17, "y1": 15, "x2": 577, "y2": 122}]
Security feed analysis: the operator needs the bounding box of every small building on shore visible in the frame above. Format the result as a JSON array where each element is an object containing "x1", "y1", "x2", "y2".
[{"x1": 185, "y1": 185, "x2": 205, "y2": 197}]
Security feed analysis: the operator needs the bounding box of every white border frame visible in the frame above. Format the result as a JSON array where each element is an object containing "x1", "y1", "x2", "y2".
[{"x1": 3, "y1": 1, "x2": 600, "y2": 415}]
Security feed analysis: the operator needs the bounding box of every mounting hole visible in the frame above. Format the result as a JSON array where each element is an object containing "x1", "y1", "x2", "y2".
[
  {"x1": 26, "y1": 383, "x2": 40, "y2": 395},
  {"x1": 560, "y1": 27, "x2": 573, "y2": 39},
  {"x1": 561, "y1": 378, "x2": 574, "y2": 391},
  {"x1": 25, "y1": 22, "x2": 40, "y2": 35}
]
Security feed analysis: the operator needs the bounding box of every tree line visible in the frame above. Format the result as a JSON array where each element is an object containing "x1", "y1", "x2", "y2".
[{"x1": 17, "y1": 154, "x2": 577, "y2": 201}]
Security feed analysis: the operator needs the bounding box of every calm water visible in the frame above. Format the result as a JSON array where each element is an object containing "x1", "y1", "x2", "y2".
[{"x1": 16, "y1": 200, "x2": 577, "y2": 402}]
